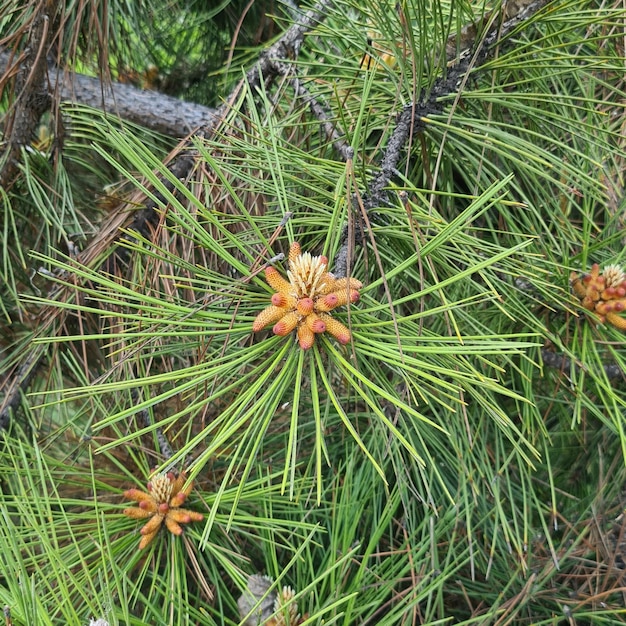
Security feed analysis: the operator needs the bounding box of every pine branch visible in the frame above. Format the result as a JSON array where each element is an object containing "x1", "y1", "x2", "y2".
[
  {"x1": 332, "y1": 0, "x2": 552, "y2": 277},
  {"x1": 131, "y1": 388, "x2": 175, "y2": 463},
  {"x1": 0, "y1": 2, "x2": 335, "y2": 142},
  {"x1": 290, "y1": 74, "x2": 351, "y2": 161},
  {"x1": 0, "y1": 0, "x2": 336, "y2": 431},
  {"x1": 0, "y1": 348, "x2": 44, "y2": 430},
  {"x1": 0, "y1": 47, "x2": 219, "y2": 138},
  {"x1": 243, "y1": 0, "x2": 335, "y2": 90}
]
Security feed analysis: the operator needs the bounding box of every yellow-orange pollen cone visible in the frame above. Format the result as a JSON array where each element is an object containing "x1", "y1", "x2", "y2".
[
  {"x1": 253, "y1": 242, "x2": 362, "y2": 349},
  {"x1": 570, "y1": 262, "x2": 626, "y2": 331},
  {"x1": 123, "y1": 471, "x2": 203, "y2": 549}
]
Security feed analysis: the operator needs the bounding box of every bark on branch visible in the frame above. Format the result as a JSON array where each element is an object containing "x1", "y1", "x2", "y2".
[
  {"x1": 333, "y1": 0, "x2": 552, "y2": 278},
  {"x1": 0, "y1": 48, "x2": 218, "y2": 138}
]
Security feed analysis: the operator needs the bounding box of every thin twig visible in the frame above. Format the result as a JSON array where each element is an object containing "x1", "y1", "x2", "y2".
[
  {"x1": 333, "y1": 0, "x2": 551, "y2": 276},
  {"x1": 541, "y1": 348, "x2": 624, "y2": 381},
  {"x1": 289, "y1": 74, "x2": 351, "y2": 160},
  {"x1": 0, "y1": 349, "x2": 44, "y2": 430},
  {"x1": 130, "y1": 388, "x2": 175, "y2": 463},
  {"x1": 243, "y1": 0, "x2": 335, "y2": 91}
]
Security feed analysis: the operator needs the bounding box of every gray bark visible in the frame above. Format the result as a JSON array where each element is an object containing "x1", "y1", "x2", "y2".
[{"x1": 0, "y1": 48, "x2": 218, "y2": 138}]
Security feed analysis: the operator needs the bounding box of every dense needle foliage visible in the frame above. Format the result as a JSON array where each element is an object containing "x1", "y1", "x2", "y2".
[{"x1": 1, "y1": 0, "x2": 626, "y2": 624}]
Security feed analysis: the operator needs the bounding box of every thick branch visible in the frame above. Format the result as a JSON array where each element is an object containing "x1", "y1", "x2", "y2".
[
  {"x1": 52, "y1": 66, "x2": 217, "y2": 137},
  {"x1": 0, "y1": 48, "x2": 218, "y2": 138},
  {"x1": 0, "y1": 0, "x2": 332, "y2": 145}
]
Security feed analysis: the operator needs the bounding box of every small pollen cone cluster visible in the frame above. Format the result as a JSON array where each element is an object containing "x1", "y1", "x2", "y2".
[
  {"x1": 237, "y1": 574, "x2": 307, "y2": 626},
  {"x1": 253, "y1": 242, "x2": 362, "y2": 349},
  {"x1": 123, "y1": 471, "x2": 203, "y2": 549},
  {"x1": 570, "y1": 263, "x2": 626, "y2": 330},
  {"x1": 266, "y1": 586, "x2": 303, "y2": 626}
]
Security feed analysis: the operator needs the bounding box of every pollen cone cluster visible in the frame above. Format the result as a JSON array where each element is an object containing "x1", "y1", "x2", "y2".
[
  {"x1": 266, "y1": 586, "x2": 302, "y2": 626},
  {"x1": 237, "y1": 574, "x2": 307, "y2": 626},
  {"x1": 253, "y1": 242, "x2": 362, "y2": 349},
  {"x1": 123, "y1": 471, "x2": 204, "y2": 549},
  {"x1": 570, "y1": 263, "x2": 626, "y2": 330}
]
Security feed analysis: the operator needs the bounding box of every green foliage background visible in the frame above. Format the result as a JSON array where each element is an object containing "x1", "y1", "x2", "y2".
[{"x1": 1, "y1": 0, "x2": 626, "y2": 624}]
